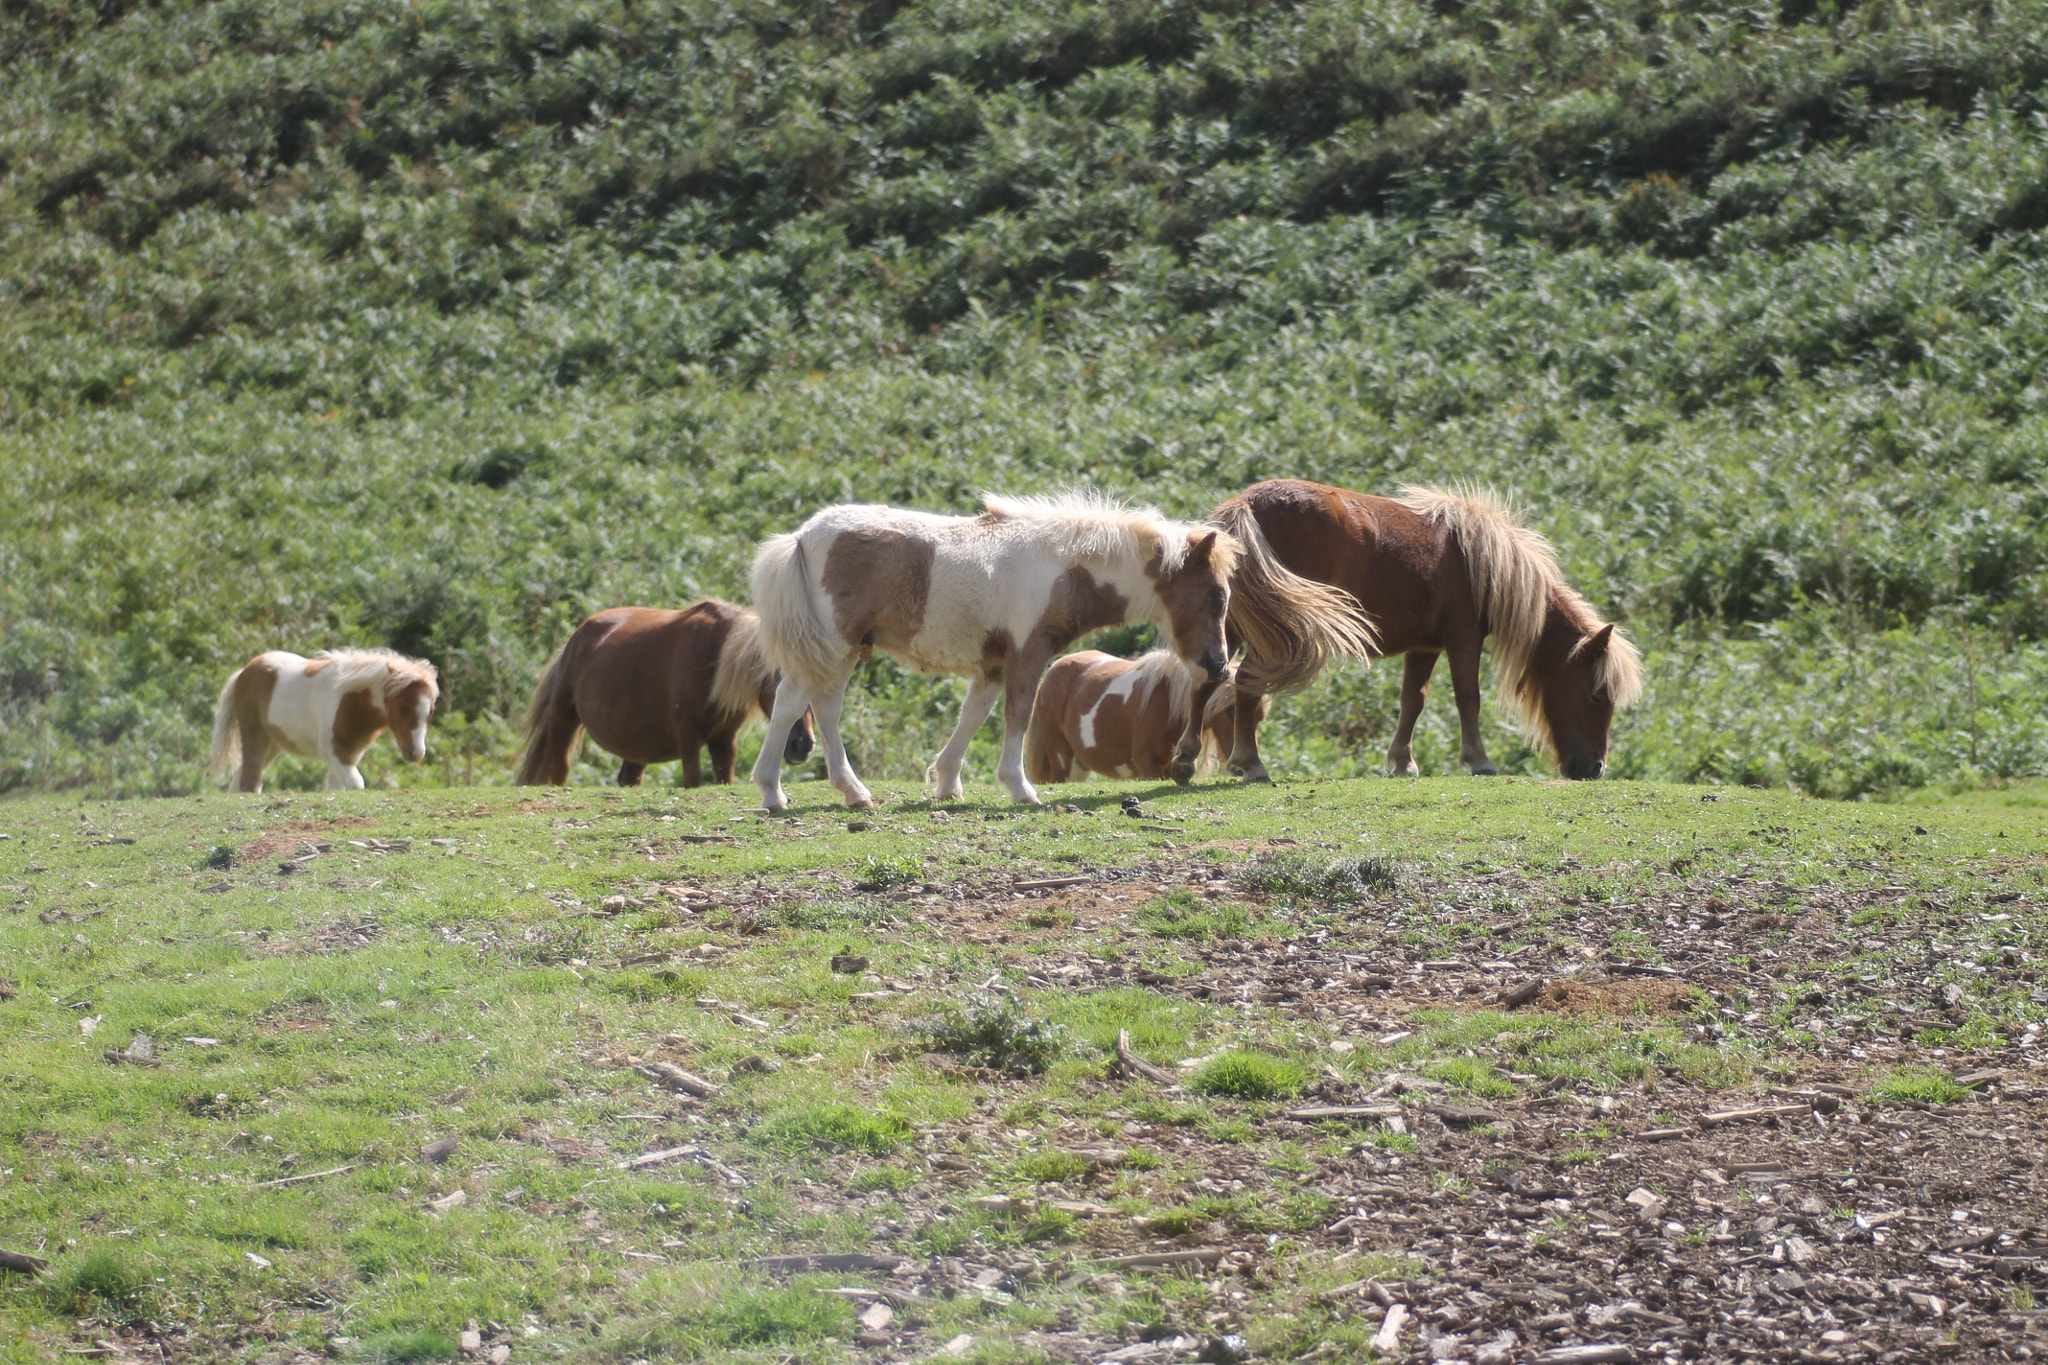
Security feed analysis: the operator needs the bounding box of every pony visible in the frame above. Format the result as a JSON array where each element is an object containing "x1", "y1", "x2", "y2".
[
  {"x1": 1177, "y1": 479, "x2": 1643, "y2": 783},
  {"x1": 747, "y1": 490, "x2": 1362, "y2": 810},
  {"x1": 209, "y1": 648, "x2": 440, "y2": 792},
  {"x1": 514, "y1": 600, "x2": 813, "y2": 788},
  {"x1": 1026, "y1": 649, "x2": 1234, "y2": 784}
]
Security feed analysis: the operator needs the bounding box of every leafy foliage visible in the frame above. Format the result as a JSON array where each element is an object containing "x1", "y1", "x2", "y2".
[
  {"x1": 5, "y1": 0, "x2": 2048, "y2": 795},
  {"x1": 914, "y1": 990, "x2": 1068, "y2": 1075}
]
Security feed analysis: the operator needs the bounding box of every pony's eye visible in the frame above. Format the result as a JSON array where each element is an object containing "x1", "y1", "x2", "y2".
[{"x1": 1208, "y1": 588, "x2": 1227, "y2": 605}]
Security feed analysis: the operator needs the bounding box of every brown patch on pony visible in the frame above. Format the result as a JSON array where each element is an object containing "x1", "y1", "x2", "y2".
[
  {"x1": 329, "y1": 686, "x2": 391, "y2": 763},
  {"x1": 228, "y1": 659, "x2": 280, "y2": 792},
  {"x1": 302, "y1": 658, "x2": 330, "y2": 675},
  {"x1": 1028, "y1": 566, "x2": 1130, "y2": 648},
  {"x1": 821, "y1": 529, "x2": 935, "y2": 650}
]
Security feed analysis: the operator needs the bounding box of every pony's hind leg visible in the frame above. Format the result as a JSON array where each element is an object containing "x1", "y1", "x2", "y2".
[
  {"x1": 233, "y1": 731, "x2": 272, "y2": 794},
  {"x1": 1387, "y1": 650, "x2": 1438, "y2": 777},
  {"x1": 807, "y1": 669, "x2": 873, "y2": 808},
  {"x1": 751, "y1": 677, "x2": 815, "y2": 812},
  {"x1": 931, "y1": 674, "x2": 1002, "y2": 800},
  {"x1": 705, "y1": 731, "x2": 738, "y2": 784},
  {"x1": 996, "y1": 650, "x2": 1056, "y2": 804},
  {"x1": 617, "y1": 761, "x2": 647, "y2": 787}
]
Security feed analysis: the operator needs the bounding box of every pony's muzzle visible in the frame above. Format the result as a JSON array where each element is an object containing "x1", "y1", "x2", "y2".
[
  {"x1": 1197, "y1": 650, "x2": 1231, "y2": 683},
  {"x1": 784, "y1": 726, "x2": 815, "y2": 765},
  {"x1": 1561, "y1": 754, "x2": 1606, "y2": 781}
]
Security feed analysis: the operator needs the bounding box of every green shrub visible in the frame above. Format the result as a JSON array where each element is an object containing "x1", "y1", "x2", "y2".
[
  {"x1": 753, "y1": 1102, "x2": 911, "y2": 1156},
  {"x1": 914, "y1": 992, "x2": 1067, "y2": 1076},
  {"x1": 44, "y1": 1247, "x2": 153, "y2": 1324}
]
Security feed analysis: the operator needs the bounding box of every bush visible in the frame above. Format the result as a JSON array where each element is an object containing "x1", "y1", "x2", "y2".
[{"x1": 914, "y1": 991, "x2": 1068, "y2": 1075}]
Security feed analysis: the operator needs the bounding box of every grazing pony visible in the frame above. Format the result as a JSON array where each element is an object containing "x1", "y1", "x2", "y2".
[
  {"x1": 749, "y1": 491, "x2": 1360, "y2": 810},
  {"x1": 1179, "y1": 480, "x2": 1642, "y2": 782},
  {"x1": 1026, "y1": 650, "x2": 1234, "y2": 784},
  {"x1": 210, "y1": 648, "x2": 439, "y2": 792},
  {"x1": 515, "y1": 601, "x2": 813, "y2": 787}
]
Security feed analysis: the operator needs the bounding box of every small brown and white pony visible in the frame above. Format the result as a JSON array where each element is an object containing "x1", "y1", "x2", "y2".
[
  {"x1": 1027, "y1": 650, "x2": 1233, "y2": 784},
  {"x1": 515, "y1": 601, "x2": 813, "y2": 787},
  {"x1": 209, "y1": 648, "x2": 439, "y2": 792},
  {"x1": 1177, "y1": 480, "x2": 1642, "y2": 783},
  {"x1": 748, "y1": 491, "x2": 1365, "y2": 810}
]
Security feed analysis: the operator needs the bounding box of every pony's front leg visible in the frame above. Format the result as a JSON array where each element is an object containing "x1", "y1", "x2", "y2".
[
  {"x1": 324, "y1": 758, "x2": 366, "y2": 791},
  {"x1": 1225, "y1": 689, "x2": 1274, "y2": 783},
  {"x1": 929, "y1": 674, "x2": 1002, "y2": 800},
  {"x1": 995, "y1": 650, "x2": 1053, "y2": 804},
  {"x1": 1169, "y1": 678, "x2": 1224, "y2": 784},
  {"x1": 752, "y1": 677, "x2": 815, "y2": 812},
  {"x1": 1386, "y1": 650, "x2": 1438, "y2": 777},
  {"x1": 808, "y1": 670, "x2": 873, "y2": 808},
  {"x1": 1446, "y1": 641, "x2": 1497, "y2": 775}
]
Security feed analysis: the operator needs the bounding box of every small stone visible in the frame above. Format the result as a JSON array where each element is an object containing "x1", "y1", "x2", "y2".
[
  {"x1": 942, "y1": 1335, "x2": 976, "y2": 1356},
  {"x1": 858, "y1": 1302, "x2": 894, "y2": 1332},
  {"x1": 459, "y1": 1329, "x2": 482, "y2": 1354},
  {"x1": 831, "y1": 954, "x2": 870, "y2": 974},
  {"x1": 488, "y1": 1348, "x2": 512, "y2": 1365}
]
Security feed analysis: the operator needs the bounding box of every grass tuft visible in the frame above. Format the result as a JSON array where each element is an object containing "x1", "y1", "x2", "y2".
[
  {"x1": 1135, "y1": 888, "x2": 1259, "y2": 940},
  {"x1": 1189, "y1": 1049, "x2": 1309, "y2": 1101},
  {"x1": 1239, "y1": 854, "x2": 1396, "y2": 902},
  {"x1": 44, "y1": 1248, "x2": 153, "y2": 1325},
  {"x1": 1866, "y1": 1067, "x2": 1970, "y2": 1105},
  {"x1": 754, "y1": 1102, "x2": 911, "y2": 1155}
]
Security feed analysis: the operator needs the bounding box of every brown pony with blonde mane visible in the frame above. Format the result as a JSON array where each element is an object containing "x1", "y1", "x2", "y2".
[
  {"x1": 1176, "y1": 479, "x2": 1642, "y2": 782},
  {"x1": 516, "y1": 601, "x2": 813, "y2": 787}
]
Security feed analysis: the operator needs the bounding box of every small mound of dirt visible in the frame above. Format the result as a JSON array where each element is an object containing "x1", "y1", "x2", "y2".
[{"x1": 1536, "y1": 978, "x2": 1694, "y2": 1016}]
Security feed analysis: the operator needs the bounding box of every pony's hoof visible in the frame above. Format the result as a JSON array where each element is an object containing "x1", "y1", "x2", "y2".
[
  {"x1": 1470, "y1": 765, "x2": 1499, "y2": 777},
  {"x1": 1389, "y1": 762, "x2": 1420, "y2": 778},
  {"x1": 1238, "y1": 767, "x2": 1273, "y2": 785},
  {"x1": 845, "y1": 797, "x2": 876, "y2": 810}
]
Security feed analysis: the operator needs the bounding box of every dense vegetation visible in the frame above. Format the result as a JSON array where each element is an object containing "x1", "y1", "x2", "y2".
[{"x1": 5, "y1": 0, "x2": 2048, "y2": 798}]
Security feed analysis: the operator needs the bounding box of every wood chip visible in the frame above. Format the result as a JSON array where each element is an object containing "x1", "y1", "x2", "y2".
[
  {"x1": 1700, "y1": 1104, "x2": 1809, "y2": 1126},
  {"x1": 1533, "y1": 1347, "x2": 1636, "y2": 1365},
  {"x1": 1499, "y1": 978, "x2": 1544, "y2": 1009},
  {"x1": 636, "y1": 1061, "x2": 721, "y2": 1098},
  {"x1": 1110, "y1": 1028, "x2": 1178, "y2": 1085},
  {"x1": 425, "y1": 1188, "x2": 468, "y2": 1214},
  {"x1": 752, "y1": 1252, "x2": 909, "y2": 1274},
  {"x1": 251, "y1": 1163, "x2": 357, "y2": 1189},
  {"x1": 1099, "y1": 1248, "x2": 1226, "y2": 1269},
  {"x1": 1284, "y1": 1105, "x2": 1404, "y2": 1122},
  {"x1": 420, "y1": 1135, "x2": 461, "y2": 1164},
  {"x1": 1430, "y1": 1105, "x2": 1501, "y2": 1128},
  {"x1": 1954, "y1": 1069, "x2": 2002, "y2": 1088},
  {"x1": 102, "y1": 1032, "x2": 159, "y2": 1067},
  {"x1": 1012, "y1": 875, "x2": 1093, "y2": 892},
  {"x1": 0, "y1": 1247, "x2": 50, "y2": 1275},
  {"x1": 1641, "y1": 1128, "x2": 1688, "y2": 1142},
  {"x1": 1369, "y1": 1303, "x2": 1409, "y2": 1353}
]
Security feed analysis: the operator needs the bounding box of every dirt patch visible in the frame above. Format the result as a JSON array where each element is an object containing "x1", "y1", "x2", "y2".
[
  {"x1": 264, "y1": 915, "x2": 381, "y2": 956},
  {"x1": 1536, "y1": 979, "x2": 1695, "y2": 1016},
  {"x1": 236, "y1": 818, "x2": 370, "y2": 864}
]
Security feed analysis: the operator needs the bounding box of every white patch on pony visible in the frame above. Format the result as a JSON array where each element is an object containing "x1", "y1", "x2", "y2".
[
  {"x1": 1077, "y1": 669, "x2": 1144, "y2": 752},
  {"x1": 1113, "y1": 764, "x2": 1134, "y2": 779}
]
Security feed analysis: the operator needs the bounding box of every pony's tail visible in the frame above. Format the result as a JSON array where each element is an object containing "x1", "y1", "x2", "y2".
[
  {"x1": 208, "y1": 667, "x2": 244, "y2": 782},
  {"x1": 709, "y1": 609, "x2": 772, "y2": 724},
  {"x1": 1213, "y1": 498, "x2": 1379, "y2": 696},
  {"x1": 514, "y1": 641, "x2": 581, "y2": 785},
  {"x1": 750, "y1": 531, "x2": 844, "y2": 690}
]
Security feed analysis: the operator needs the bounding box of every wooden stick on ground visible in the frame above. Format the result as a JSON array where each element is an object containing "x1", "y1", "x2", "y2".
[{"x1": 1111, "y1": 1029, "x2": 1179, "y2": 1085}]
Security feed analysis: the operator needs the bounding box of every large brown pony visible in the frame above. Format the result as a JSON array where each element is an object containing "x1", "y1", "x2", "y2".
[
  {"x1": 1026, "y1": 650, "x2": 1233, "y2": 784},
  {"x1": 1176, "y1": 480, "x2": 1642, "y2": 783},
  {"x1": 516, "y1": 601, "x2": 813, "y2": 787}
]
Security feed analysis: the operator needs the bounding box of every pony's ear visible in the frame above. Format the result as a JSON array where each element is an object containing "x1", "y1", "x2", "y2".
[
  {"x1": 1585, "y1": 624, "x2": 1614, "y2": 655},
  {"x1": 1189, "y1": 530, "x2": 1220, "y2": 563}
]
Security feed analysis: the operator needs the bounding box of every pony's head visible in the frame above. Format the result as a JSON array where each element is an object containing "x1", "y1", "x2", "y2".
[
  {"x1": 386, "y1": 666, "x2": 440, "y2": 763},
  {"x1": 1521, "y1": 608, "x2": 1642, "y2": 780},
  {"x1": 1148, "y1": 528, "x2": 1240, "y2": 683},
  {"x1": 758, "y1": 674, "x2": 816, "y2": 766}
]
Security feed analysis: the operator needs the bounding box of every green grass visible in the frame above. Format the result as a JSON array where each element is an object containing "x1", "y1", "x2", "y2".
[
  {"x1": 1188, "y1": 1050, "x2": 1311, "y2": 1102},
  {"x1": 1866, "y1": 1068, "x2": 1972, "y2": 1105},
  {"x1": 0, "y1": 774, "x2": 2044, "y2": 1360}
]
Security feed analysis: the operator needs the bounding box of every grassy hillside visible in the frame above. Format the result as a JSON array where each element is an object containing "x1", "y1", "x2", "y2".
[
  {"x1": 6, "y1": 0, "x2": 2048, "y2": 797},
  {"x1": 2, "y1": 778, "x2": 2046, "y2": 1362}
]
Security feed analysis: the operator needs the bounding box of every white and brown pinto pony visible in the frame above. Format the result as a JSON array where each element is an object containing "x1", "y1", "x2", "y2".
[
  {"x1": 209, "y1": 648, "x2": 439, "y2": 792},
  {"x1": 1026, "y1": 650, "x2": 1234, "y2": 784},
  {"x1": 749, "y1": 491, "x2": 1356, "y2": 810}
]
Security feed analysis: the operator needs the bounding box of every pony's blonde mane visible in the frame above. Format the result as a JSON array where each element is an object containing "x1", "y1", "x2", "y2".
[
  {"x1": 708, "y1": 608, "x2": 772, "y2": 722},
  {"x1": 1394, "y1": 485, "x2": 1642, "y2": 741},
  {"x1": 1123, "y1": 649, "x2": 1203, "y2": 727},
  {"x1": 981, "y1": 490, "x2": 1238, "y2": 578},
  {"x1": 311, "y1": 647, "x2": 440, "y2": 700}
]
